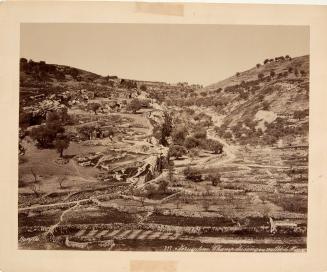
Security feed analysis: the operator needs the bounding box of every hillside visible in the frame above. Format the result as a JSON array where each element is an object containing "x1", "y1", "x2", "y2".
[
  {"x1": 209, "y1": 55, "x2": 309, "y2": 147},
  {"x1": 167, "y1": 55, "x2": 309, "y2": 147}
]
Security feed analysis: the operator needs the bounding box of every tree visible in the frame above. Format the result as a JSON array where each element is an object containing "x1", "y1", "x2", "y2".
[
  {"x1": 168, "y1": 144, "x2": 187, "y2": 159},
  {"x1": 30, "y1": 183, "x2": 41, "y2": 197},
  {"x1": 30, "y1": 122, "x2": 64, "y2": 148},
  {"x1": 158, "y1": 179, "x2": 169, "y2": 193},
  {"x1": 53, "y1": 134, "x2": 70, "y2": 157},
  {"x1": 294, "y1": 69, "x2": 299, "y2": 77},
  {"x1": 171, "y1": 126, "x2": 188, "y2": 145},
  {"x1": 206, "y1": 139, "x2": 223, "y2": 154},
  {"x1": 236, "y1": 72, "x2": 240, "y2": 77},
  {"x1": 256, "y1": 63, "x2": 261, "y2": 68},
  {"x1": 207, "y1": 172, "x2": 221, "y2": 186},
  {"x1": 127, "y1": 98, "x2": 143, "y2": 113},
  {"x1": 183, "y1": 166, "x2": 202, "y2": 182},
  {"x1": 262, "y1": 101, "x2": 270, "y2": 110},
  {"x1": 270, "y1": 70, "x2": 276, "y2": 77},
  {"x1": 300, "y1": 70, "x2": 306, "y2": 77},
  {"x1": 77, "y1": 125, "x2": 96, "y2": 140},
  {"x1": 184, "y1": 136, "x2": 200, "y2": 149},
  {"x1": 57, "y1": 175, "x2": 66, "y2": 189},
  {"x1": 193, "y1": 129, "x2": 207, "y2": 140},
  {"x1": 30, "y1": 168, "x2": 38, "y2": 183},
  {"x1": 258, "y1": 73, "x2": 264, "y2": 80},
  {"x1": 288, "y1": 67, "x2": 293, "y2": 73},
  {"x1": 159, "y1": 112, "x2": 172, "y2": 146},
  {"x1": 167, "y1": 161, "x2": 175, "y2": 184},
  {"x1": 88, "y1": 102, "x2": 101, "y2": 114},
  {"x1": 263, "y1": 59, "x2": 269, "y2": 64},
  {"x1": 140, "y1": 84, "x2": 147, "y2": 91}
]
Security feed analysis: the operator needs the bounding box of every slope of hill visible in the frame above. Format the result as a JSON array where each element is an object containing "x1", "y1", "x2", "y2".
[{"x1": 202, "y1": 55, "x2": 309, "y2": 146}]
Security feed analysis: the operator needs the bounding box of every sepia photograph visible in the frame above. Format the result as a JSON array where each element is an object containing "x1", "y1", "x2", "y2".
[{"x1": 17, "y1": 23, "x2": 310, "y2": 252}]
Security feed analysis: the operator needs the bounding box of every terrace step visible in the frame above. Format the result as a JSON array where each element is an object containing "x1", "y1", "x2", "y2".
[{"x1": 74, "y1": 229, "x2": 182, "y2": 241}]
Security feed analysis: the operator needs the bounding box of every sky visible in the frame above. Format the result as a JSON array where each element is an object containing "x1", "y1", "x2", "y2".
[{"x1": 20, "y1": 24, "x2": 309, "y2": 86}]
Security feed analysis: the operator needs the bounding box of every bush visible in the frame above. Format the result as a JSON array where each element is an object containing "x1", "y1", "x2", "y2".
[
  {"x1": 184, "y1": 136, "x2": 200, "y2": 149},
  {"x1": 183, "y1": 166, "x2": 202, "y2": 182},
  {"x1": 207, "y1": 172, "x2": 221, "y2": 186},
  {"x1": 206, "y1": 139, "x2": 223, "y2": 154},
  {"x1": 171, "y1": 126, "x2": 188, "y2": 145},
  {"x1": 270, "y1": 70, "x2": 276, "y2": 77},
  {"x1": 256, "y1": 63, "x2": 261, "y2": 68},
  {"x1": 262, "y1": 101, "x2": 270, "y2": 110},
  {"x1": 87, "y1": 102, "x2": 101, "y2": 114},
  {"x1": 193, "y1": 129, "x2": 207, "y2": 140},
  {"x1": 127, "y1": 98, "x2": 143, "y2": 113},
  {"x1": 157, "y1": 178, "x2": 169, "y2": 193},
  {"x1": 168, "y1": 145, "x2": 187, "y2": 159},
  {"x1": 258, "y1": 73, "x2": 264, "y2": 80},
  {"x1": 140, "y1": 84, "x2": 147, "y2": 91}
]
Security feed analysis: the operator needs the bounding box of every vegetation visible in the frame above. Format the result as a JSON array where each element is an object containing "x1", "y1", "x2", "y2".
[
  {"x1": 168, "y1": 145, "x2": 187, "y2": 159},
  {"x1": 127, "y1": 98, "x2": 143, "y2": 113},
  {"x1": 54, "y1": 134, "x2": 70, "y2": 157},
  {"x1": 183, "y1": 166, "x2": 202, "y2": 182}
]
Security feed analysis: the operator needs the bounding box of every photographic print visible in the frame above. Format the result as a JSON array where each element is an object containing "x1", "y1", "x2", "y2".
[{"x1": 18, "y1": 23, "x2": 309, "y2": 251}]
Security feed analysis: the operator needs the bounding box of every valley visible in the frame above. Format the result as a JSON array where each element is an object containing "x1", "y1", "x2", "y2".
[{"x1": 18, "y1": 55, "x2": 309, "y2": 251}]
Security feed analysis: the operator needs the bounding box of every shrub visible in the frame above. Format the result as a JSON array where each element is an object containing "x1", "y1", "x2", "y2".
[
  {"x1": 262, "y1": 101, "x2": 270, "y2": 110},
  {"x1": 140, "y1": 84, "x2": 147, "y2": 91},
  {"x1": 183, "y1": 166, "x2": 202, "y2": 182},
  {"x1": 206, "y1": 139, "x2": 223, "y2": 154},
  {"x1": 236, "y1": 72, "x2": 240, "y2": 77},
  {"x1": 223, "y1": 131, "x2": 233, "y2": 139},
  {"x1": 157, "y1": 179, "x2": 169, "y2": 193},
  {"x1": 87, "y1": 102, "x2": 101, "y2": 114},
  {"x1": 171, "y1": 126, "x2": 188, "y2": 145},
  {"x1": 168, "y1": 145, "x2": 187, "y2": 159},
  {"x1": 270, "y1": 70, "x2": 276, "y2": 77},
  {"x1": 193, "y1": 129, "x2": 207, "y2": 140},
  {"x1": 127, "y1": 98, "x2": 143, "y2": 113},
  {"x1": 258, "y1": 73, "x2": 264, "y2": 80},
  {"x1": 207, "y1": 172, "x2": 221, "y2": 186},
  {"x1": 256, "y1": 63, "x2": 261, "y2": 68},
  {"x1": 184, "y1": 136, "x2": 200, "y2": 149},
  {"x1": 294, "y1": 69, "x2": 299, "y2": 77}
]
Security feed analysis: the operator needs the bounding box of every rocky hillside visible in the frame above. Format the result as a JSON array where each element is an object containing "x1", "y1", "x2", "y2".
[{"x1": 203, "y1": 55, "x2": 309, "y2": 147}]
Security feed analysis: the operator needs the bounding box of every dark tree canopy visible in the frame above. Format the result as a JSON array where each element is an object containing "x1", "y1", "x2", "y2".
[
  {"x1": 54, "y1": 134, "x2": 70, "y2": 157},
  {"x1": 168, "y1": 144, "x2": 187, "y2": 159}
]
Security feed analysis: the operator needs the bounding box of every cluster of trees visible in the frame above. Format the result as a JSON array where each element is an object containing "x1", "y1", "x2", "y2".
[
  {"x1": 126, "y1": 98, "x2": 151, "y2": 113},
  {"x1": 263, "y1": 55, "x2": 291, "y2": 64},
  {"x1": 225, "y1": 114, "x2": 307, "y2": 146},
  {"x1": 293, "y1": 109, "x2": 309, "y2": 120},
  {"x1": 119, "y1": 79, "x2": 137, "y2": 89},
  {"x1": 183, "y1": 166, "x2": 222, "y2": 186},
  {"x1": 165, "y1": 96, "x2": 229, "y2": 110},
  {"x1": 170, "y1": 125, "x2": 223, "y2": 155},
  {"x1": 20, "y1": 58, "x2": 82, "y2": 82},
  {"x1": 30, "y1": 117, "x2": 70, "y2": 157}
]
